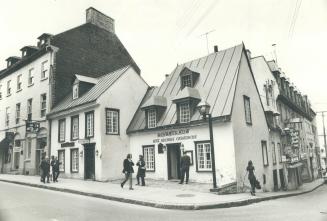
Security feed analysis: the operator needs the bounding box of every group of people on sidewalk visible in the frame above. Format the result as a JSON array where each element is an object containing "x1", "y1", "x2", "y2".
[{"x1": 39, "y1": 156, "x2": 61, "y2": 184}]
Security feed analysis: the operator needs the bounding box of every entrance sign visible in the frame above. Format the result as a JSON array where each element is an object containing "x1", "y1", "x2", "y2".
[{"x1": 153, "y1": 128, "x2": 197, "y2": 143}]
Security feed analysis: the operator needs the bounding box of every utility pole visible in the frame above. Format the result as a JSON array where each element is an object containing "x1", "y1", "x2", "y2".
[{"x1": 199, "y1": 30, "x2": 215, "y2": 54}]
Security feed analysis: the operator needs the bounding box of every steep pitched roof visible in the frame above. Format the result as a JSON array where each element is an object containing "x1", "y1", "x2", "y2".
[
  {"x1": 128, "y1": 44, "x2": 244, "y2": 133},
  {"x1": 48, "y1": 65, "x2": 130, "y2": 116}
]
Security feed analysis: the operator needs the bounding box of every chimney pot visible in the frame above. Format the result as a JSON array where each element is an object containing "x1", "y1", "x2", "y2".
[
  {"x1": 214, "y1": 45, "x2": 218, "y2": 53},
  {"x1": 86, "y1": 7, "x2": 115, "y2": 33}
]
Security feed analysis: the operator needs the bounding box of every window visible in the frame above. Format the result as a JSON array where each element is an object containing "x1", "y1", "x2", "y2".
[
  {"x1": 105, "y1": 109, "x2": 119, "y2": 134},
  {"x1": 262, "y1": 141, "x2": 269, "y2": 166},
  {"x1": 277, "y1": 143, "x2": 282, "y2": 163},
  {"x1": 85, "y1": 111, "x2": 94, "y2": 138},
  {"x1": 26, "y1": 139, "x2": 32, "y2": 159},
  {"x1": 181, "y1": 74, "x2": 192, "y2": 88},
  {"x1": 73, "y1": 84, "x2": 79, "y2": 99},
  {"x1": 71, "y1": 116, "x2": 79, "y2": 140},
  {"x1": 41, "y1": 60, "x2": 48, "y2": 79},
  {"x1": 7, "y1": 80, "x2": 11, "y2": 96},
  {"x1": 40, "y1": 94, "x2": 47, "y2": 117},
  {"x1": 71, "y1": 149, "x2": 79, "y2": 172},
  {"x1": 272, "y1": 142, "x2": 277, "y2": 165},
  {"x1": 58, "y1": 119, "x2": 66, "y2": 142},
  {"x1": 28, "y1": 68, "x2": 34, "y2": 86},
  {"x1": 17, "y1": 74, "x2": 22, "y2": 91},
  {"x1": 143, "y1": 145, "x2": 155, "y2": 171},
  {"x1": 243, "y1": 96, "x2": 252, "y2": 125},
  {"x1": 5, "y1": 107, "x2": 10, "y2": 127},
  {"x1": 147, "y1": 109, "x2": 157, "y2": 128},
  {"x1": 27, "y1": 99, "x2": 32, "y2": 121},
  {"x1": 179, "y1": 102, "x2": 191, "y2": 123},
  {"x1": 195, "y1": 141, "x2": 212, "y2": 171},
  {"x1": 16, "y1": 103, "x2": 20, "y2": 124},
  {"x1": 58, "y1": 150, "x2": 65, "y2": 172}
]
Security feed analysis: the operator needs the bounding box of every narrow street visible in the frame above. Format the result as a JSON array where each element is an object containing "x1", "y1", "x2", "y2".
[{"x1": 0, "y1": 182, "x2": 326, "y2": 221}]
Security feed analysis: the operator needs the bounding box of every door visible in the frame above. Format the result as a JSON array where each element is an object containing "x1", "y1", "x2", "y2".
[
  {"x1": 273, "y1": 169, "x2": 278, "y2": 191},
  {"x1": 14, "y1": 152, "x2": 20, "y2": 169},
  {"x1": 84, "y1": 143, "x2": 95, "y2": 180},
  {"x1": 167, "y1": 143, "x2": 181, "y2": 180},
  {"x1": 279, "y1": 169, "x2": 285, "y2": 189}
]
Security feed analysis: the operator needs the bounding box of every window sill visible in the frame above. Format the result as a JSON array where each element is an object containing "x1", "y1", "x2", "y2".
[
  {"x1": 16, "y1": 89, "x2": 22, "y2": 93},
  {"x1": 40, "y1": 77, "x2": 48, "y2": 82},
  {"x1": 106, "y1": 132, "x2": 120, "y2": 135},
  {"x1": 28, "y1": 83, "x2": 34, "y2": 87}
]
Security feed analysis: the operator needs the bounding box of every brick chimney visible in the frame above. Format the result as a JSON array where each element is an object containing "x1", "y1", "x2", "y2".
[{"x1": 86, "y1": 7, "x2": 115, "y2": 33}]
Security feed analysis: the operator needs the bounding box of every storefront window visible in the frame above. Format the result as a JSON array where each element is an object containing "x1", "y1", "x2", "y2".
[
  {"x1": 143, "y1": 145, "x2": 155, "y2": 171},
  {"x1": 196, "y1": 142, "x2": 212, "y2": 171},
  {"x1": 71, "y1": 149, "x2": 79, "y2": 173},
  {"x1": 58, "y1": 150, "x2": 65, "y2": 172}
]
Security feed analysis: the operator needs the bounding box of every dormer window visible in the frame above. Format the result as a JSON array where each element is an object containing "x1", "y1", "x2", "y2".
[
  {"x1": 180, "y1": 67, "x2": 200, "y2": 89},
  {"x1": 147, "y1": 109, "x2": 157, "y2": 128},
  {"x1": 179, "y1": 102, "x2": 191, "y2": 123},
  {"x1": 181, "y1": 74, "x2": 192, "y2": 88},
  {"x1": 141, "y1": 96, "x2": 167, "y2": 129},
  {"x1": 73, "y1": 84, "x2": 79, "y2": 99}
]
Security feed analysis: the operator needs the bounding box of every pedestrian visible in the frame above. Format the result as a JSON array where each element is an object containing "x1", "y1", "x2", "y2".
[
  {"x1": 246, "y1": 160, "x2": 256, "y2": 196},
  {"x1": 179, "y1": 151, "x2": 191, "y2": 184},
  {"x1": 40, "y1": 157, "x2": 50, "y2": 183},
  {"x1": 53, "y1": 156, "x2": 61, "y2": 182},
  {"x1": 136, "y1": 155, "x2": 146, "y2": 186},
  {"x1": 50, "y1": 156, "x2": 55, "y2": 182},
  {"x1": 120, "y1": 154, "x2": 134, "y2": 190},
  {"x1": 45, "y1": 157, "x2": 51, "y2": 183}
]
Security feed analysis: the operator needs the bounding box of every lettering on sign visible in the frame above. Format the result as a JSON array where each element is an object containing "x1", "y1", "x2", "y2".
[{"x1": 153, "y1": 129, "x2": 197, "y2": 143}]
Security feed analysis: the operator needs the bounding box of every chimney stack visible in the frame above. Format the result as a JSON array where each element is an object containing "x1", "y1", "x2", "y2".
[
  {"x1": 86, "y1": 7, "x2": 115, "y2": 33},
  {"x1": 214, "y1": 45, "x2": 218, "y2": 53}
]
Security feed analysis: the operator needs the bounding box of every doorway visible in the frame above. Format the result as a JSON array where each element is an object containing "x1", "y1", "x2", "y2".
[
  {"x1": 84, "y1": 143, "x2": 95, "y2": 180},
  {"x1": 167, "y1": 143, "x2": 181, "y2": 180},
  {"x1": 273, "y1": 169, "x2": 278, "y2": 191},
  {"x1": 14, "y1": 152, "x2": 20, "y2": 169}
]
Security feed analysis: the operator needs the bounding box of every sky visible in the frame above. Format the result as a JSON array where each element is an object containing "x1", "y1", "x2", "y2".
[{"x1": 0, "y1": 0, "x2": 326, "y2": 142}]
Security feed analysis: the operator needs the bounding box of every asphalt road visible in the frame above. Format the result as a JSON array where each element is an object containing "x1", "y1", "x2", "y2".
[{"x1": 0, "y1": 181, "x2": 326, "y2": 221}]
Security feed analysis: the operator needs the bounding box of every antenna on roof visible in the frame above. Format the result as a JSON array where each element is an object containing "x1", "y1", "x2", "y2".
[
  {"x1": 272, "y1": 43, "x2": 278, "y2": 65},
  {"x1": 199, "y1": 29, "x2": 216, "y2": 55}
]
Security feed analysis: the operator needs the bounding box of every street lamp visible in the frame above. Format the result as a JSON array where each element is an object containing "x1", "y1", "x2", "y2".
[{"x1": 197, "y1": 100, "x2": 218, "y2": 190}]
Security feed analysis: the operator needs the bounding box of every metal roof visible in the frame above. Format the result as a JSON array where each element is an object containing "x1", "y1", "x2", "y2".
[
  {"x1": 128, "y1": 44, "x2": 244, "y2": 133},
  {"x1": 141, "y1": 95, "x2": 167, "y2": 109},
  {"x1": 49, "y1": 65, "x2": 130, "y2": 116}
]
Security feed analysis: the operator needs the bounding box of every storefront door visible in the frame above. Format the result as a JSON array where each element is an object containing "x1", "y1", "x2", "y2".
[
  {"x1": 167, "y1": 143, "x2": 181, "y2": 180},
  {"x1": 84, "y1": 143, "x2": 95, "y2": 180}
]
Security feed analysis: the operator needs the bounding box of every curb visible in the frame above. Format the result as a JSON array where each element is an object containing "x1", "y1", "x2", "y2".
[{"x1": 0, "y1": 178, "x2": 324, "y2": 210}]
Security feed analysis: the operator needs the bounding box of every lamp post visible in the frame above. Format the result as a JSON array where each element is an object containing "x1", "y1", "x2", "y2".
[{"x1": 197, "y1": 100, "x2": 218, "y2": 190}]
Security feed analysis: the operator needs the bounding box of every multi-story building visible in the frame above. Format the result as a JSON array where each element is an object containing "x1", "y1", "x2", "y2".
[{"x1": 0, "y1": 7, "x2": 140, "y2": 176}]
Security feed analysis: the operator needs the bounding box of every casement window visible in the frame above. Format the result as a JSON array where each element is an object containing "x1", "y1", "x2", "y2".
[
  {"x1": 17, "y1": 74, "x2": 22, "y2": 91},
  {"x1": 71, "y1": 148, "x2": 79, "y2": 173},
  {"x1": 71, "y1": 116, "x2": 79, "y2": 140},
  {"x1": 85, "y1": 111, "x2": 94, "y2": 138},
  {"x1": 143, "y1": 145, "x2": 155, "y2": 171},
  {"x1": 15, "y1": 103, "x2": 21, "y2": 124},
  {"x1": 73, "y1": 84, "x2": 79, "y2": 99},
  {"x1": 243, "y1": 96, "x2": 252, "y2": 125},
  {"x1": 147, "y1": 109, "x2": 157, "y2": 128},
  {"x1": 5, "y1": 107, "x2": 10, "y2": 127},
  {"x1": 179, "y1": 102, "x2": 191, "y2": 123},
  {"x1": 41, "y1": 60, "x2": 48, "y2": 80},
  {"x1": 105, "y1": 108, "x2": 119, "y2": 134},
  {"x1": 272, "y1": 142, "x2": 277, "y2": 165},
  {"x1": 262, "y1": 141, "x2": 269, "y2": 166},
  {"x1": 40, "y1": 94, "x2": 47, "y2": 117},
  {"x1": 277, "y1": 143, "x2": 282, "y2": 163},
  {"x1": 27, "y1": 99, "x2": 32, "y2": 121},
  {"x1": 28, "y1": 68, "x2": 34, "y2": 86},
  {"x1": 58, "y1": 150, "x2": 65, "y2": 172},
  {"x1": 7, "y1": 80, "x2": 11, "y2": 96},
  {"x1": 26, "y1": 138, "x2": 32, "y2": 159},
  {"x1": 58, "y1": 119, "x2": 66, "y2": 142},
  {"x1": 195, "y1": 141, "x2": 212, "y2": 171},
  {"x1": 181, "y1": 74, "x2": 192, "y2": 89}
]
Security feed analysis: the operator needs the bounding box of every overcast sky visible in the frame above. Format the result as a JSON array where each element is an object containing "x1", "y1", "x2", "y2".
[{"x1": 0, "y1": 0, "x2": 326, "y2": 139}]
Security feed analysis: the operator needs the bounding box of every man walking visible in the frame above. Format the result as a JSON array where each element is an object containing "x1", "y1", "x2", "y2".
[
  {"x1": 53, "y1": 156, "x2": 60, "y2": 182},
  {"x1": 179, "y1": 151, "x2": 191, "y2": 184}
]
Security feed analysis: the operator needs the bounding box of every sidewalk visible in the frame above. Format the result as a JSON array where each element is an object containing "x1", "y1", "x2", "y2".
[{"x1": 0, "y1": 174, "x2": 324, "y2": 210}]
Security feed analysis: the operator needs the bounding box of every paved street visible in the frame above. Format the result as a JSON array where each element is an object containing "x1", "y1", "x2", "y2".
[{"x1": 0, "y1": 182, "x2": 326, "y2": 221}]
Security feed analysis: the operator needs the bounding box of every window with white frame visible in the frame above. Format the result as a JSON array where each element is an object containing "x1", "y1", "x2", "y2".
[
  {"x1": 181, "y1": 74, "x2": 192, "y2": 88},
  {"x1": 26, "y1": 139, "x2": 32, "y2": 159},
  {"x1": 147, "y1": 109, "x2": 157, "y2": 128},
  {"x1": 105, "y1": 109, "x2": 119, "y2": 134},
  {"x1": 71, "y1": 149, "x2": 79, "y2": 172},
  {"x1": 73, "y1": 84, "x2": 79, "y2": 99},
  {"x1": 40, "y1": 94, "x2": 47, "y2": 117},
  {"x1": 28, "y1": 68, "x2": 34, "y2": 86},
  {"x1": 17, "y1": 74, "x2": 22, "y2": 91},
  {"x1": 5, "y1": 107, "x2": 10, "y2": 127},
  {"x1": 7, "y1": 80, "x2": 11, "y2": 96},
  {"x1": 143, "y1": 145, "x2": 155, "y2": 171},
  {"x1": 262, "y1": 141, "x2": 269, "y2": 166},
  {"x1": 27, "y1": 99, "x2": 32, "y2": 121},
  {"x1": 41, "y1": 60, "x2": 48, "y2": 79},
  {"x1": 85, "y1": 112, "x2": 94, "y2": 138},
  {"x1": 179, "y1": 102, "x2": 191, "y2": 123},
  {"x1": 58, "y1": 150, "x2": 65, "y2": 172},
  {"x1": 243, "y1": 96, "x2": 252, "y2": 124},
  {"x1": 272, "y1": 142, "x2": 277, "y2": 165},
  {"x1": 58, "y1": 119, "x2": 66, "y2": 142},
  {"x1": 15, "y1": 103, "x2": 20, "y2": 124},
  {"x1": 71, "y1": 116, "x2": 79, "y2": 140},
  {"x1": 196, "y1": 142, "x2": 212, "y2": 171}
]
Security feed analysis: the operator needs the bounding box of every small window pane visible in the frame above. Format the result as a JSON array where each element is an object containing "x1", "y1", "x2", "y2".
[
  {"x1": 179, "y1": 102, "x2": 190, "y2": 123},
  {"x1": 147, "y1": 109, "x2": 156, "y2": 128}
]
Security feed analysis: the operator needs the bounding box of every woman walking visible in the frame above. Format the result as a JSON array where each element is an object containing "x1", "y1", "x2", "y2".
[
  {"x1": 136, "y1": 155, "x2": 146, "y2": 186},
  {"x1": 121, "y1": 154, "x2": 134, "y2": 190},
  {"x1": 246, "y1": 160, "x2": 256, "y2": 196}
]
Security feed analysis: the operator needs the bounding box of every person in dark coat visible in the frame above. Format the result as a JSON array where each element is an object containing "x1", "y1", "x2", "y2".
[
  {"x1": 40, "y1": 157, "x2": 50, "y2": 183},
  {"x1": 179, "y1": 151, "x2": 191, "y2": 184},
  {"x1": 50, "y1": 156, "x2": 55, "y2": 182},
  {"x1": 53, "y1": 156, "x2": 61, "y2": 182},
  {"x1": 120, "y1": 154, "x2": 134, "y2": 190},
  {"x1": 136, "y1": 155, "x2": 146, "y2": 186},
  {"x1": 246, "y1": 160, "x2": 256, "y2": 196}
]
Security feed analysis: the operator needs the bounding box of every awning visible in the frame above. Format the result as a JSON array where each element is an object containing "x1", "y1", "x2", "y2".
[
  {"x1": 287, "y1": 162, "x2": 303, "y2": 169},
  {"x1": 0, "y1": 138, "x2": 10, "y2": 150}
]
